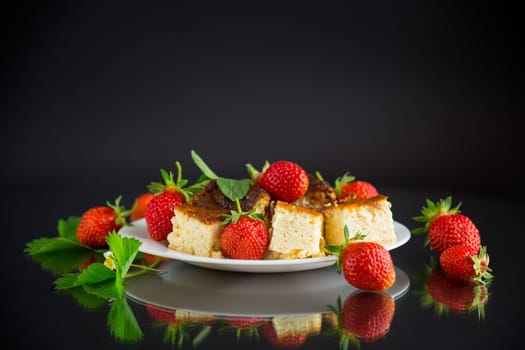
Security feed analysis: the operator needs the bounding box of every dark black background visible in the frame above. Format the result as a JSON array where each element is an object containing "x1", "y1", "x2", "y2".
[
  {"x1": 2, "y1": 1, "x2": 523, "y2": 196},
  {"x1": 2, "y1": 2, "x2": 524, "y2": 349}
]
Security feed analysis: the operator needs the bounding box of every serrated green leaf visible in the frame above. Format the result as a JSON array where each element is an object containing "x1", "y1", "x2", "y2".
[
  {"x1": 106, "y1": 233, "x2": 141, "y2": 278},
  {"x1": 77, "y1": 262, "x2": 116, "y2": 285},
  {"x1": 57, "y1": 216, "x2": 81, "y2": 240},
  {"x1": 191, "y1": 150, "x2": 219, "y2": 180},
  {"x1": 83, "y1": 279, "x2": 120, "y2": 299},
  {"x1": 108, "y1": 298, "x2": 143, "y2": 343},
  {"x1": 217, "y1": 177, "x2": 251, "y2": 201}
]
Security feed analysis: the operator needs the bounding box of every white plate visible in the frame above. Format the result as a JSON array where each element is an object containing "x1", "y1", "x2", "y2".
[
  {"x1": 119, "y1": 219, "x2": 410, "y2": 273},
  {"x1": 126, "y1": 260, "x2": 410, "y2": 317}
]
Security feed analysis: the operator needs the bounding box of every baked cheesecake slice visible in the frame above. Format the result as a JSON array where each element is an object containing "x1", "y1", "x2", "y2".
[
  {"x1": 265, "y1": 201, "x2": 325, "y2": 259},
  {"x1": 323, "y1": 195, "x2": 396, "y2": 246}
]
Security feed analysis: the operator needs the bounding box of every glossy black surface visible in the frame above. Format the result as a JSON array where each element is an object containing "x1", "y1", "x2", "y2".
[{"x1": 7, "y1": 188, "x2": 523, "y2": 349}]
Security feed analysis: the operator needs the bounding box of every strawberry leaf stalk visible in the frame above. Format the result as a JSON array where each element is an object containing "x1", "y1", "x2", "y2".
[
  {"x1": 334, "y1": 172, "x2": 379, "y2": 200},
  {"x1": 324, "y1": 226, "x2": 367, "y2": 272},
  {"x1": 148, "y1": 161, "x2": 204, "y2": 202},
  {"x1": 412, "y1": 196, "x2": 461, "y2": 236}
]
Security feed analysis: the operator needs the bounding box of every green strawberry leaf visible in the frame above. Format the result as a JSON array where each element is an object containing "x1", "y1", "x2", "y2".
[
  {"x1": 77, "y1": 262, "x2": 117, "y2": 285},
  {"x1": 108, "y1": 297, "x2": 143, "y2": 343},
  {"x1": 83, "y1": 279, "x2": 120, "y2": 300},
  {"x1": 106, "y1": 232, "x2": 141, "y2": 278},
  {"x1": 25, "y1": 237, "x2": 89, "y2": 255},
  {"x1": 62, "y1": 286, "x2": 107, "y2": 310},
  {"x1": 55, "y1": 273, "x2": 81, "y2": 289},
  {"x1": 57, "y1": 216, "x2": 81, "y2": 240}
]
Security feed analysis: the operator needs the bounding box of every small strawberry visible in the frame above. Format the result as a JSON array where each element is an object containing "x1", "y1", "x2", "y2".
[
  {"x1": 252, "y1": 161, "x2": 309, "y2": 202},
  {"x1": 146, "y1": 304, "x2": 176, "y2": 323},
  {"x1": 222, "y1": 316, "x2": 264, "y2": 341},
  {"x1": 334, "y1": 172, "x2": 379, "y2": 200},
  {"x1": 440, "y1": 245, "x2": 493, "y2": 283},
  {"x1": 412, "y1": 196, "x2": 481, "y2": 254},
  {"x1": 325, "y1": 226, "x2": 396, "y2": 291},
  {"x1": 77, "y1": 196, "x2": 131, "y2": 248},
  {"x1": 145, "y1": 162, "x2": 193, "y2": 241},
  {"x1": 130, "y1": 192, "x2": 155, "y2": 221},
  {"x1": 220, "y1": 199, "x2": 269, "y2": 259}
]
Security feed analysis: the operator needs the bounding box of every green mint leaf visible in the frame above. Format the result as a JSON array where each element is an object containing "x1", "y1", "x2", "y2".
[
  {"x1": 216, "y1": 177, "x2": 251, "y2": 202},
  {"x1": 62, "y1": 286, "x2": 107, "y2": 310},
  {"x1": 83, "y1": 279, "x2": 120, "y2": 300},
  {"x1": 191, "y1": 150, "x2": 219, "y2": 180},
  {"x1": 57, "y1": 216, "x2": 81, "y2": 240},
  {"x1": 106, "y1": 232, "x2": 141, "y2": 278},
  {"x1": 108, "y1": 298, "x2": 143, "y2": 343}
]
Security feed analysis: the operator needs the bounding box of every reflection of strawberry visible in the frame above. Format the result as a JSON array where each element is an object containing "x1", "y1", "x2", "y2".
[
  {"x1": 130, "y1": 193, "x2": 155, "y2": 221},
  {"x1": 223, "y1": 316, "x2": 265, "y2": 341},
  {"x1": 261, "y1": 322, "x2": 307, "y2": 349},
  {"x1": 341, "y1": 292, "x2": 395, "y2": 342},
  {"x1": 146, "y1": 304, "x2": 176, "y2": 323},
  {"x1": 412, "y1": 197, "x2": 481, "y2": 254},
  {"x1": 414, "y1": 262, "x2": 490, "y2": 319},
  {"x1": 77, "y1": 196, "x2": 131, "y2": 247}
]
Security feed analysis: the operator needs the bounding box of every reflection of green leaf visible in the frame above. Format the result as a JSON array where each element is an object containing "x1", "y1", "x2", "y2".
[
  {"x1": 108, "y1": 298, "x2": 142, "y2": 343},
  {"x1": 57, "y1": 216, "x2": 81, "y2": 240},
  {"x1": 193, "y1": 326, "x2": 211, "y2": 348},
  {"x1": 29, "y1": 248, "x2": 93, "y2": 274},
  {"x1": 62, "y1": 286, "x2": 107, "y2": 310}
]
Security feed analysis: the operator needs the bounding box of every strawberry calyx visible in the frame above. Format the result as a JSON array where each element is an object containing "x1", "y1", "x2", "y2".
[
  {"x1": 222, "y1": 199, "x2": 265, "y2": 225},
  {"x1": 106, "y1": 195, "x2": 132, "y2": 227},
  {"x1": 334, "y1": 172, "x2": 356, "y2": 197},
  {"x1": 412, "y1": 196, "x2": 462, "y2": 235},
  {"x1": 325, "y1": 296, "x2": 360, "y2": 350},
  {"x1": 245, "y1": 161, "x2": 270, "y2": 183},
  {"x1": 324, "y1": 225, "x2": 367, "y2": 273},
  {"x1": 470, "y1": 246, "x2": 494, "y2": 285},
  {"x1": 148, "y1": 161, "x2": 205, "y2": 202}
]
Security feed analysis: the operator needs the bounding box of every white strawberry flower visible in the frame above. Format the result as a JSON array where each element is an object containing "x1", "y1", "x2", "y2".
[{"x1": 103, "y1": 250, "x2": 116, "y2": 271}]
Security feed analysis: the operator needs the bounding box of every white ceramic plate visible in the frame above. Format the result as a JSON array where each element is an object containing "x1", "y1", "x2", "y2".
[
  {"x1": 126, "y1": 260, "x2": 410, "y2": 317},
  {"x1": 119, "y1": 219, "x2": 410, "y2": 273}
]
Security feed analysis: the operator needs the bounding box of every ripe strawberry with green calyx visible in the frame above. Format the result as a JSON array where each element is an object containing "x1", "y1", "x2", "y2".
[
  {"x1": 77, "y1": 196, "x2": 132, "y2": 248},
  {"x1": 412, "y1": 196, "x2": 481, "y2": 254},
  {"x1": 247, "y1": 160, "x2": 309, "y2": 202},
  {"x1": 145, "y1": 161, "x2": 200, "y2": 241},
  {"x1": 334, "y1": 172, "x2": 379, "y2": 200},
  {"x1": 440, "y1": 245, "x2": 493, "y2": 284},
  {"x1": 130, "y1": 192, "x2": 155, "y2": 221},
  {"x1": 220, "y1": 199, "x2": 269, "y2": 260},
  {"x1": 325, "y1": 226, "x2": 396, "y2": 291}
]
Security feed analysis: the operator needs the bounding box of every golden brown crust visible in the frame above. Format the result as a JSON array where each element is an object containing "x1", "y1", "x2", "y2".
[
  {"x1": 275, "y1": 200, "x2": 324, "y2": 218},
  {"x1": 175, "y1": 203, "x2": 227, "y2": 225},
  {"x1": 330, "y1": 194, "x2": 389, "y2": 210}
]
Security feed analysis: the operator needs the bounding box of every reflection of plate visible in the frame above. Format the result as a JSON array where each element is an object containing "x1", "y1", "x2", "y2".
[
  {"x1": 119, "y1": 219, "x2": 410, "y2": 272},
  {"x1": 119, "y1": 219, "x2": 410, "y2": 273},
  {"x1": 126, "y1": 261, "x2": 410, "y2": 317}
]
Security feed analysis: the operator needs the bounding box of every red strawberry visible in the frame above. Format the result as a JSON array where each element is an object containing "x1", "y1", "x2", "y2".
[
  {"x1": 145, "y1": 162, "x2": 189, "y2": 241},
  {"x1": 421, "y1": 264, "x2": 489, "y2": 318},
  {"x1": 325, "y1": 227, "x2": 396, "y2": 291},
  {"x1": 77, "y1": 196, "x2": 131, "y2": 248},
  {"x1": 257, "y1": 161, "x2": 309, "y2": 202},
  {"x1": 341, "y1": 291, "x2": 395, "y2": 342},
  {"x1": 440, "y1": 245, "x2": 493, "y2": 283},
  {"x1": 220, "y1": 216, "x2": 269, "y2": 260},
  {"x1": 335, "y1": 172, "x2": 379, "y2": 200},
  {"x1": 412, "y1": 196, "x2": 481, "y2": 254},
  {"x1": 130, "y1": 192, "x2": 155, "y2": 221}
]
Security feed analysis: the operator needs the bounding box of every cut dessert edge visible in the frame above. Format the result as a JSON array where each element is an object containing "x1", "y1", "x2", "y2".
[{"x1": 119, "y1": 219, "x2": 410, "y2": 266}]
